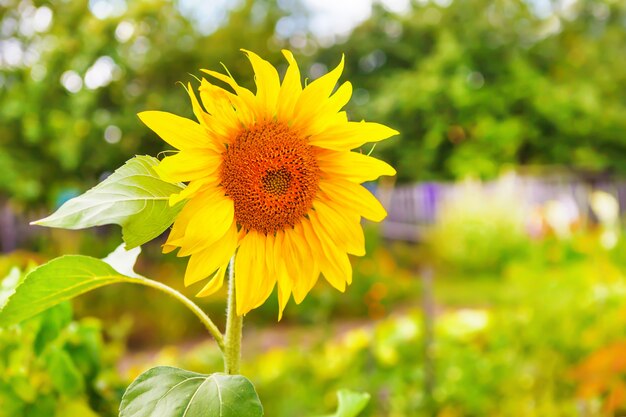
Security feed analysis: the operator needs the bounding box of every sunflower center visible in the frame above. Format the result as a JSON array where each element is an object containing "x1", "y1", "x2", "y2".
[
  {"x1": 262, "y1": 168, "x2": 292, "y2": 196},
  {"x1": 220, "y1": 121, "x2": 320, "y2": 234}
]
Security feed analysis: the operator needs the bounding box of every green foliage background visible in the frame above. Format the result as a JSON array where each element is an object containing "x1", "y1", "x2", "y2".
[
  {"x1": 0, "y1": 265, "x2": 126, "y2": 417},
  {"x1": 3, "y1": 1, "x2": 626, "y2": 415},
  {"x1": 2, "y1": 0, "x2": 626, "y2": 206}
]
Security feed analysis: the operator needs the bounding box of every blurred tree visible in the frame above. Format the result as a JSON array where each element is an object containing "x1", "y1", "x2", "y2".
[
  {"x1": 0, "y1": 0, "x2": 287, "y2": 206},
  {"x1": 3, "y1": 0, "x2": 626, "y2": 208},
  {"x1": 316, "y1": 0, "x2": 626, "y2": 182}
]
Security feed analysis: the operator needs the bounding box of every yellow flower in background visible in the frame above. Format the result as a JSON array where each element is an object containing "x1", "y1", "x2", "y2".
[{"x1": 138, "y1": 50, "x2": 397, "y2": 317}]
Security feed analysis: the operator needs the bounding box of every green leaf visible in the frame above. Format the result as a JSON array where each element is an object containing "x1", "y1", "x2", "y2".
[
  {"x1": 0, "y1": 255, "x2": 133, "y2": 327},
  {"x1": 119, "y1": 366, "x2": 263, "y2": 417},
  {"x1": 32, "y1": 155, "x2": 185, "y2": 248},
  {"x1": 45, "y1": 347, "x2": 85, "y2": 397},
  {"x1": 65, "y1": 320, "x2": 104, "y2": 376},
  {"x1": 54, "y1": 399, "x2": 100, "y2": 417},
  {"x1": 0, "y1": 246, "x2": 221, "y2": 349},
  {"x1": 27, "y1": 395, "x2": 56, "y2": 417},
  {"x1": 0, "y1": 267, "x2": 23, "y2": 308},
  {"x1": 34, "y1": 302, "x2": 73, "y2": 354},
  {"x1": 102, "y1": 244, "x2": 142, "y2": 278},
  {"x1": 0, "y1": 382, "x2": 26, "y2": 417},
  {"x1": 321, "y1": 390, "x2": 371, "y2": 417}
]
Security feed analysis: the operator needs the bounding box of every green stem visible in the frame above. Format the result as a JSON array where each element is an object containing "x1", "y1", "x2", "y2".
[
  {"x1": 126, "y1": 275, "x2": 225, "y2": 352},
  {"x1": 224, "y1": 256, "x2": 243, "y2": 374}
]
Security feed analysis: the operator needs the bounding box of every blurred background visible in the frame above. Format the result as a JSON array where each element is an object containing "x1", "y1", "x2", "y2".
[{"x1": 2, "y1": 0, "x2": 626, "y2": 415}]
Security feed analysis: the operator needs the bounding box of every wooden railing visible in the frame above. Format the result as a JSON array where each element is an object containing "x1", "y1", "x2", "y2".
[
  {"x1": 1, "y1": 174, "x2": 625, "y2": 252},
  {"x1": 380, "y1": 174, "x2": 626, "y2": 242}
]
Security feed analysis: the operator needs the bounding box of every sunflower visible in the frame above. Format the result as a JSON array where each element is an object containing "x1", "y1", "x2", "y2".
[{"x1": 138, "y1": 50, "x2": 397, "y2": 317}]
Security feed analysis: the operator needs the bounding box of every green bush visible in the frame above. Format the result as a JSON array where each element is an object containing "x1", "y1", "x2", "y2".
[
  {"x1": 426, "y1": 177, "x2": 530, "y2": 273},
  {"x1": 130, "y1": 230, "x2": 626, "y2": 417},
  {"x1": 0, "y1": 264, "x2": 126, "y2": 417}
]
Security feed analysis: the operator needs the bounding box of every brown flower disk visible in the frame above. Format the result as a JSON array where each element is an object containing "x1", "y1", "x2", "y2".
[{"x1": 220, "y1": 121, "x2": 320, "y2": 234}]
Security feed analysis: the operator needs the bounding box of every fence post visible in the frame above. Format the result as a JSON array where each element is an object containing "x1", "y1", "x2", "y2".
[
  {"x1": 421, "y1": 265, "x2": 436, "y2": 410},
  {"x1": 0, "y1": 200, "x2": 18, "y2": 253}
]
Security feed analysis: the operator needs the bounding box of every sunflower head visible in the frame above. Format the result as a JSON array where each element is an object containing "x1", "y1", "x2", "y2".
[{"x1": 138, "y1": 49, "x2": 398, "y2": 318}]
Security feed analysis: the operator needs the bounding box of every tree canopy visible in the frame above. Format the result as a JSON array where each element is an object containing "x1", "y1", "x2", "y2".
[{"x1": 2, "y1": 0, "x2": 626, "y2": 206}]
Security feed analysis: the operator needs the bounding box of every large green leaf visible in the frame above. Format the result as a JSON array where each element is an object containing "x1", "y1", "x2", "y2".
[
  {"x1": 321, "y1": 390, "x2": 370, "y2": 417},
  {"x1": 32, "y1": 155, "x2": 184, "y2": 248},
  {"x1": 0, "y1": 254, "x2": 134, "y2": 327},
  {"x1": 119, "y1": 367, "x2": 263, "y2": 417}
]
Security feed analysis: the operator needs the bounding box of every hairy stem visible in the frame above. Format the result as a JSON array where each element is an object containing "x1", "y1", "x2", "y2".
[
  {"x1": 126, "y1": 276, "x2": 224, "y2": 352},
  {"x1": 224, "y1": 256, "x2": 243, "y2": 374}
]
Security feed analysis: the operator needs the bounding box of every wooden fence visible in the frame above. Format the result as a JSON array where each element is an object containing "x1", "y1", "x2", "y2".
[
  {"x1": 382, "y1": 174, "x2": 626, "y2": 242},
  {"x1": 1, "y1": 174, "x2": 626, "y2": 252}
]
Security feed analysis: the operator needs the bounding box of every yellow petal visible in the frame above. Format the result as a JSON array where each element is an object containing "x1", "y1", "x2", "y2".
[
  {"x1": 273, "y1": 231, "x2": 293, "y2": 319},
  {"x1": 196, "y1": 263, "x2": 229, "y2": 297},
  {"x1": 263, "y1": 233, "x2": 277, "y2": 302},
  {"x1": 183, "y1": 221, "x2": 238, "y2": 286},
  {"x1": 312, "y1": 200, "x2": 365, "y2": 256},
  {"x1": 198, "y1": 78, "x2": 233, "y2": 115},
  {"x1": 198, "y1": 78, "x2": 246, "y2": 135},
  {"x1": 168, "y1": 178, "x2": 215, "y2": 206},
  {"x1": 137, "y1": 111, "x2": 213, "y2": 150},
  {"x1": 299, "y1": 217, "x2": 349, "y2": 292},
  {"x1": 320, "y1": 179, "x2": 387, "y2": 222},
  {"x1": 309, "y1": 121, "x2": 399, "y2": 151},
  {"x1": 183, "y1": 82, "x2": 212, "y2": 131},
  {"x1": 320, "y1": 247, "x2": 351, "y2": 290},
  {"x1": 322, "y1": 197, "x2": 367, "y2": 252},
  {"x1": 295, "y1": 81, "x2": 352, "y2": 136},
  {"x1": 276, "y1": 263, "x2": 291, "y2": 320},
  {"x1": 200, "y1": 68, "x2": 259, "y2": 121},
  {"x1": 242, "y1": 49, "x2": 280, "y2": 119},
  {"x1": 154, "y1": 149, "x2": 221, "y2": 183},
  {"x1": 162, "y1": 198, "x2": 198, "y2": 253},
  {"x1": 234, "y1": 232, "x2": 276, "y2": 315},
  {"x1": 294, "y1": 55, "x2": 344, "y2": 115},
  {"x1": 251, "y1": 233, "x2": 276, "y2": 310},
  {"x1": 162, "y1": 242, "x2": 178, "y2": 254},
  {"x1": 327, "y1": 81, "x2": 352, "y2": 112},
  {"x1": 317, "y1": 149, "x2": 396, "y2": 182},
  {"x1": 163, "y1": 219, "x2": 186, "y2": 254},
  {"x1": 200, "y1": 68, "x2": 253, "y2": 97},
  {"x1": 286, "y1": 223, "x2": 319, "y2": 303},
  {"x1": 234, "y1": 233, "x2": 255, "y2": 315},
  {"x1": 171, "y1": 187, "x2": 234, "y2": 252},
  {"x1": 276, "y1": 50, "x2": 303, "y2": 122},
  {"x1": 306, "y1": 212, "x2": 353, "y2": 284}
]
